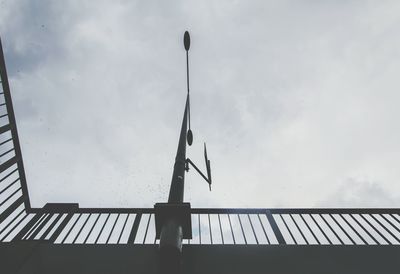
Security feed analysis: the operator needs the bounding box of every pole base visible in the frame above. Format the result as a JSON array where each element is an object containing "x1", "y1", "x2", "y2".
[{"x1": 154, "y1": 202, "x2": 192, "y2": 239}]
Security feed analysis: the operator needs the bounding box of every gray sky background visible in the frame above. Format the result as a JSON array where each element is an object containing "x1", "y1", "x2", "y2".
[{"x1": 1, "y1": 1, "x2": 400, "y2": 208}]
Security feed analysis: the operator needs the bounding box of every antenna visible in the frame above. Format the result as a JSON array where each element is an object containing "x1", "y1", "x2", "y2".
[
  {"x1": 183, "y1": 31, "x2": 212, "y2": 191},
  {"x1": 184, "y1": 31, "x2": 193, "y2": 146}
]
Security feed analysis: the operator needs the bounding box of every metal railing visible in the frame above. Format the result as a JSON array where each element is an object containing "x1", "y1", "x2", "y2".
[{"x1": 1, "y1": 206, "x2": 400, "y2": 246}]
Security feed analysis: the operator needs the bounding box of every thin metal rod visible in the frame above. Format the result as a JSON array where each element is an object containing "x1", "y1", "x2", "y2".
[
  {"x1": 84, "y1": 214, "x2": 101, "y2": 243},
  {"x1": 117, "y1": 214, "x2": 129, "y2": 244},
  {"x1": 107, "y1": 213, "x2": 120, "y2": 244},
  {"x1": 1, "y1": 212, "x2": 28, "y2": 241},
  {"x1": 0, "y1": 167, "x2": 18, "y2": 183},
  {"x1": 186, "y1": 51, "x2": 191, "y2": 130},
  {"x1": 95, "y1": 213, "x2": 110, "y2": 244},
  {"x1": 198, "y1": 214, "x2": 201, "y2": 244},
  {"x1": 257, "y1": 214, "x2": 270, "y2": 244},
  {"x1": 238, "y1": 214, "x2": 247, "y2": 244},
  {"x1": 0, "y1": 187, "x2": 21, "y2": 206},
  {"x1": 330, "y1": 214, "x2": 355, "y2": 245},
  {"x1": 381, "y1": 214, "x2": 400, "y2": 234},
  {"x1": 62, "y1": 214, "x2": 81, "y2": 244},
  {"x1": 228, "y1": 214, "x2": 236, "y2": 244},
  {"x1": 73, "y1": 214, "x2": 91, "y2": 243},
  {"x1": 0, "y1": 208, "x2": 24, "y2": 235},
  {"x1": 248, "y1": 214, "x2": 259, "y2": 244},
  {"x1": 370, "y1": 214, "x2": 400, "y2": 242},
  {"x1": 17, "y1": 213, "x2": 43, "y2": 240},
  {"x1": 0, "y1": 178, "x2": 19, "y2": 195},
  {"x1": 309, "y1": 214, "x2": 332, "y2": 244},
  {"x1": 208, "y1": 214, "x2": 212, "y2": 244},
  {"x1": 360, "y1": 214, "x2": 391, "y2": 244},
  {"x1": 299, "y1": 214, "x2": 320, "y2": 244},
  {"x1": 280, "y1": 214, "x2": 296, "y2": 244},
  {"x1": 218, "y1": 214, "x2": 224, "y2": 244},
  {"x1": 128, "y1": 213, "x2": 141, "y2": 244},
  {"x1": 40, "y1": 213, "x2": 63, "y2": 241},
  {"x1": 289, "y1": 214, "x2": 307, "y2": 244},
  {"x1": 350, "y1": 214, "x2": 379, "y2": 244},
  {"x1": 340, "y1": 214, "x2": 368, "y2": 245},
  {"x1": 0, "y1": 148, "x2": 13, "y2": 158},
  {"x1": 142, "y1": 214, "x2": 151, "y2": 244},
  {"x1": 0, "y1": 137, "x2": 12, "y2": 146},
  {"x1": 320, "y1": 214, "x2": 344, "y2": 245}
]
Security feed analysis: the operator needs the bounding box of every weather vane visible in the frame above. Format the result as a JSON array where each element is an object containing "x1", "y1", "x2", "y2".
[{"x1": 183, "y1": 31, "x2": 212, "y2": 191}]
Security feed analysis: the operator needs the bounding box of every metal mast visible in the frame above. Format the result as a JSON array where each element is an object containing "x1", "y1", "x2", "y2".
[{"x1": 155, "y1": 31, "x2": 212, "y2": 274}]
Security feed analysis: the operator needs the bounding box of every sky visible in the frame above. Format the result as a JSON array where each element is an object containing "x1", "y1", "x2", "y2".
[{"x1": 1, "y1": 0, "x2": 400, "y2": 208}]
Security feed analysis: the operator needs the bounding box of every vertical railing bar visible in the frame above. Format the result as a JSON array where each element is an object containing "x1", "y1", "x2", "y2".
[
  {"x1": 237, "y1": 214, "x2": 247, "y2": 244},
  {"x1": 360, "y1": 214, "x2": 391, "y2": 245},
  {"x1": 198, "y1": 214, "x2": 201, "y2": 244},
  {"x1": 349, "y1": 214, "x2": 379, "y2": 245},
  {"x1": 320, "y1": 214, "x2": 344, "y2": 245},
  {"x1": 309, "y1": 214, "x2": 332, "y2": 245},
  {"x1": 142, "y1": 214, "x2": 151, "y2": 244},
  {"x1": 390, "y1": 214, "x2": 400, "y2": 225},
  {"x1": 23, "y1": 213, "x2": 47, "y2": 240},
  {"x1": 280, "y1": 214, "x2": 296, "y2": 244},
  {"x1": 84, "y1": 214, "x2": 101, "y2": 244},
  {"x1": 106, "y1": 213, "x2": 120, "y2": 244},
  {"x1": 218, "y1": 214, "x2": 224, "y2": 244},
  {"x1": 370, "y1": 214, "x2": 400, "y2": 243},
  {"x1": 49, "y1": 213, "x2": 74, "y2": 243},
  {"x1": 0, "y1": 147, "x2": 13, "y2": 158},
  {"x1": 257, "y1": 214, "x2": 270, "y2": 244},
  {"x1": 1, "y1": 213, "x2": 28, "y2": 241},
  {"x1": 0, "y1": 137, "x2": 12, "y2": 146},
  {"x1": 0, "y1": 187, "x2": 22, "y2": 207},
  {"x1": 61, "y1": 214, "x2": 82, "y2": 244},
  {"x1": 299, "y1": 214, "x2": 319, "y2": 245},
  {"x1": 289, "y1": 214, "x2": 308, "y2": 244},
  {"x1": 208, "y1": 214, "x2": 213, "y2": 244},
  {"x1": 127, "y1": 213, "x2": 141, "y2": 244},
  {"x1": 0, "y1": 167, "x2": 18, "y2": 183},
  {"x1": 0, "y1": 178, "x2": 19, "y2": 195},
  {"x1": 330, "y1": 214, "x2": 355, "y2": 245},
  {"x1": 73, "y1": 214, "x2": 91, "y2": 243},
  {"x1": 95, "y1": 213, "x2": 110, "y2": 244},
  {"x1": 228, "y1": 214, "x2": 236, "y2": 244},
  {"x1": 247, "y1": 214, "x2": 259, "y2": 244},
  {"x1": 340, "y1": 214, "x2": 368, "y2": 245},
  {"x1": 40, "y1": 213, "x2": 63, "y2": 241},
  {"x1": 12, "y1": 211, "x2": 41, "y2": 241},
  {"x1": 0, "y1": 208, "x2": 24, "y2": 235},
  {"x1": 381, "y1": 214, "x2": 400, "y2": 234},
  {"x1": 265, "y1": 210, "x2": 285, "y2": 244},
  {"x1": 117, "y1": 214, "x2": 129, "y2": 244},
  {"x1": 29, "y1": 213, "x2": 53, "y2": 240}
]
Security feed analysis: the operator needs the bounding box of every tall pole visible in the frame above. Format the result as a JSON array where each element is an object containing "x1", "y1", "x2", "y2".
[{"x1": 158, "y1": 31, "x2": 191, "y2": 274}]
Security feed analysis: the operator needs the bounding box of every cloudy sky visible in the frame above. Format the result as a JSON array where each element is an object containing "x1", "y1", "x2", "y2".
[{"x1": 1, "y1": 1, "x2": 400, "y2": 208}]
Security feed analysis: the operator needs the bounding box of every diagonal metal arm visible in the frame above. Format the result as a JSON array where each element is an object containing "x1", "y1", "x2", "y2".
[{"x1": 185, "y1": 158, "x2": 211, "y2": 190}]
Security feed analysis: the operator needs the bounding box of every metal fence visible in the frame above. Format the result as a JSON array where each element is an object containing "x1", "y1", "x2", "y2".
[{"x1": 1, "y1": 207, "x2": 400, "y2": 246}]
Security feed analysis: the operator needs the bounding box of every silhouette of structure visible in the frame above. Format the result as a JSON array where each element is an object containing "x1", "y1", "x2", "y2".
[{"x1": 0, "y1": 34, "x2": 399, "y2": 274}]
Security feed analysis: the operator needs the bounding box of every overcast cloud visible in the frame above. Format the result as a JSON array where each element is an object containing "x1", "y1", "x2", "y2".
[{"x1": 1, "y1": 1, "x2": 400, "y2": 208}]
